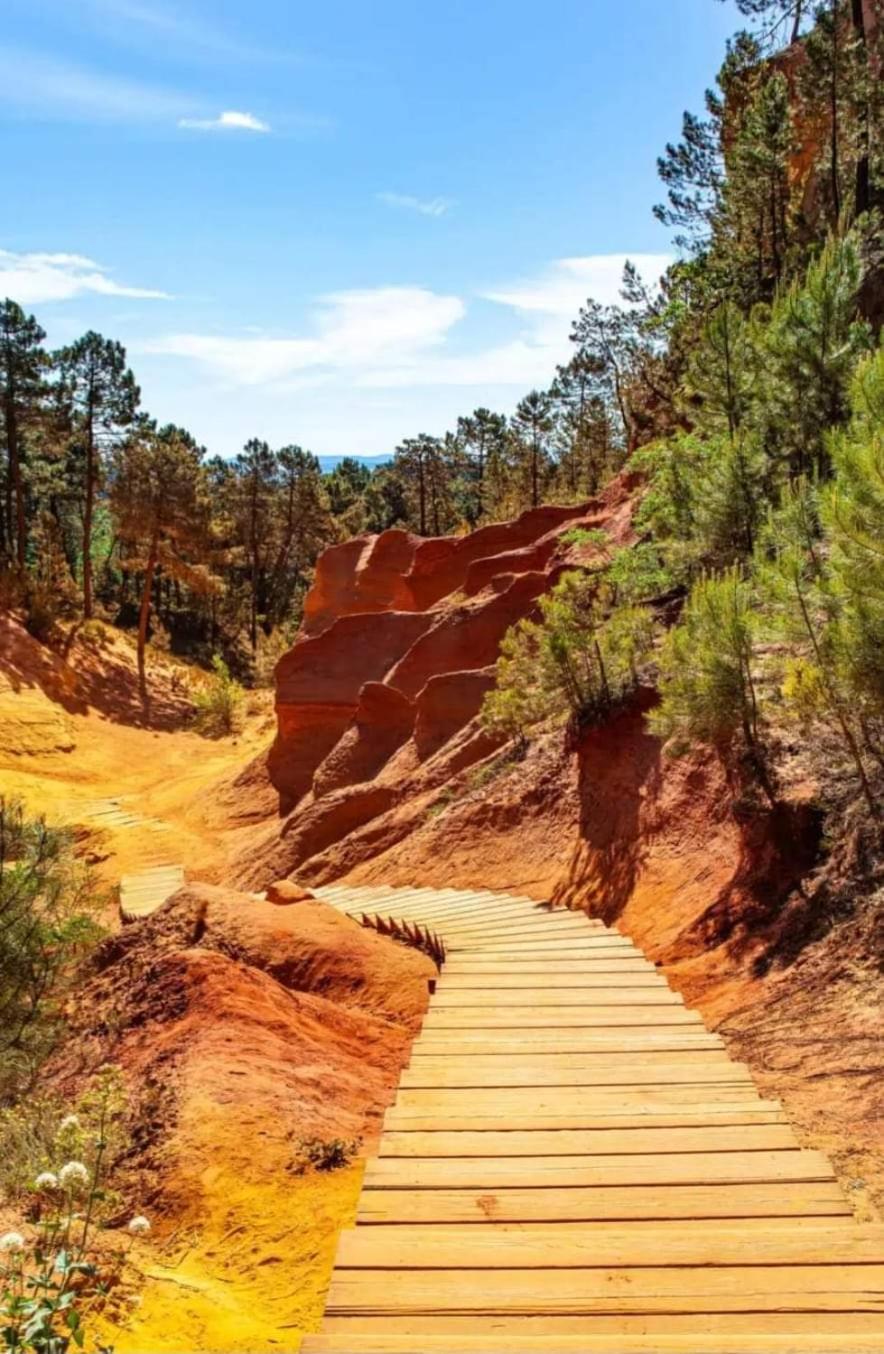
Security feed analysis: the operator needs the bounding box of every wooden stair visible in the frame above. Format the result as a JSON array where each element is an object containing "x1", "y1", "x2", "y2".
[
  {"x1": 301, "y1": 884, "x2": 884, "y2": 1353},
  {"x1": 118, "y1": 864, "x2": 185, "y2": 921}
]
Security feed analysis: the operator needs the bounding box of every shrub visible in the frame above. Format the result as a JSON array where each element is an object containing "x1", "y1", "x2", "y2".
[
  {"x1": 0, "y1": 1068, "x2": 147, "y2": 1354},
  {"x1": 192, "y1": 656, "x2": 244, "y2": 737},
  {"x1": 292, "y1": 1136, "x2": 358, "y2": 1174},
  {"x1": 0, "y1": 799, "x2": 103, "y2": 1100},
  {"x1": 482, "y1": 571, "x2": 653, "y2": 743},
  {"x1": 649, "y1": 567, "x2": 776, "y2": 803}
]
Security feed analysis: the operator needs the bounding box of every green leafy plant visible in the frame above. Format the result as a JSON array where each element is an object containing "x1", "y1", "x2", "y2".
[
  {"x1": 649, "y1": 566, "x2": 776, "y2": 803},
  {"x1": 482, "y1": 571, "x2": 654, "y2": 744},
  {"x1": 0, "y1": 800, "x2": 102, "y2": 1101},
  {"x1": 0, "y1": 1068, "x2": 148, "y2": 1353},
  {"x1": 192, "y1": 656, "x2": 244, "y2": 737}
]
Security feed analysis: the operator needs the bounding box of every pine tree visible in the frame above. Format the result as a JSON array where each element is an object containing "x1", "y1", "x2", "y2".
[
  {"x1": 110, "y1": 421, "x2": 211, "y2": 703},
  {"x1": 456, "y1": 408, "x2": 509, "y2": 523},
  {"x1": 0, "y1": 301, "x2": 47, "y2": 570},
  {"x1": 511, "y1": 390, "x2": 554, "y2": 509},
  {"x1": 392, "y1": 434, "x2": 454, "y2": 535},
  {"x1": 550, "y1": 354, "x2": 614, "y2": 497},
  {"x1": 756, "y1": 477, "x2": 879, "y2": 816},
  {"x1": 232, "y1": 439, "x2": 278, "y2": 651},
  {"x1": 759, "y1": 232, "x2": 870, "y2": 478},
  {"x1": 650, "y1": 566, "x2": 776, "y2": 801},
  {"x1": 55, "y1": 333, "x2": 139, "y2": 618},
  {"x1": 267, "y1": 446, "x2": 332, "y2": 628}
]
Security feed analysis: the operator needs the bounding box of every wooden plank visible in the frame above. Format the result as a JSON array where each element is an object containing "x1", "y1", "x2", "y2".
[
  {"x1": 362, "y1": 1149, "x2": 833, "y2": 1191},
  {"x1": 333, "y1": 1222, "x2": 883, "y2": 1269},
  {"x1": 304, "y1": 1334, "x2": 884, "y2": 1353},
  {"x1": 327, "y1": 1263, "x2": 884, "y2": 1313},
  {"x1": 356, "y1": 1180, "x2": 851, "y2": 1224},
  {"x1": 411, "y1": 1034, "x2": 725, "y2": 1055},
  {"x1": 430, "y1": 989, "x2": 682, "y2": 1007},
  {"x1": 399, "y1": 1064, "x2": 752, "y2": 1090},
  {"x1": 441, "y1": 960, "x2": 656, "y2": 973},
  {"x1": 457, "y1": 947, "x2": 652, "y2": 958},
  {"x1": 436, "y1": 972, "x2": 667, "y2": 989},
  {"x1": 378, "y1": 1124, "x2": 800, "y2": 1156},
  {"x1": 316, "y1": 1326, "x2": 884, "y2": 1348},
  {"x1": 393, "y1": 1087, "x2": 777, "y2": 1112},
  {"x1": 383, "y1": 1108, "x2": 789, "y2": 1132},
  {"x1": 420, "y1": 1008, "x2": 704, "y2": 1028},
  {"x1": 406, "y1": 1050, "x2": 737, "y2": 1069}
]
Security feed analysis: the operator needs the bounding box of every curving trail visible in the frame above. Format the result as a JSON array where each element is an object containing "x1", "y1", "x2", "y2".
[{"x1": 303, "y1": 884, "x2": 884, "y2": 1354}]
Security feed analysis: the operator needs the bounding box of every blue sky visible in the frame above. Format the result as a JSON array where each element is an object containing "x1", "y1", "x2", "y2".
[{"x1": 2, "y1": 0, "x2": 738, "y2": 458}]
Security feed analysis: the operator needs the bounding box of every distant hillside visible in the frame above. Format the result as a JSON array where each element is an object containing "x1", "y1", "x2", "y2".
[{"x1": 317, "y1": 454, "x2": 392, "y2": 473}]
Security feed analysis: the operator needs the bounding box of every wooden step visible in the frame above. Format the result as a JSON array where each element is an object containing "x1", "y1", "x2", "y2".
[
  {"x1": 308, "y1": 884, "x2": 866, "y2": 1351},
  {"x1": 362, "y1": 1149, "x2": 834, "y2": 1191},
  {"x1": 332, "y1": 1222, "x2": 883, "y2": 1269},
  {"x1": 356, "y1": 1180, "x2": 850, "y2": 1224},
  {"x1": 304, "y1": 1335, "x2": 884, "y2": 1353},
  {"x1": 378, "y1": 1124, "x2": 801, "y2": 1157}
]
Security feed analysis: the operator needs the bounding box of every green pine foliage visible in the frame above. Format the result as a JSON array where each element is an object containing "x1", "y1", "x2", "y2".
[{"x1": 481, "y1": 572, "x2": 653, "y2": 743}]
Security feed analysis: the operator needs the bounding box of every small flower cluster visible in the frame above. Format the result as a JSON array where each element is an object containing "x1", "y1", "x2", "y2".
[{"x1": 0, "y1": 1070, "x2": 148, "y2": 1352}]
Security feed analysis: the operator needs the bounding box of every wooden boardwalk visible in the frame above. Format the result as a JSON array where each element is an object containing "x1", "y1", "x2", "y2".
[
  {"x1": 57, "y1": 797, "x2": 184, "y2": 922},
  {"x1": 302, "y1": 884, "x2": 884, "y2": 1354},
  {"x1": 118, "y1": 863, "x2": 185, "y2": 921}
]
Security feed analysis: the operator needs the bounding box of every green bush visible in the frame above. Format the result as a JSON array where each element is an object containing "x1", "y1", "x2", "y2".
[
  {"x1": 0, "y1": 799, "x2": 103, "y2": 1100},
  {"x1": 482, "y1": 571, "x2": 653, "y2": 744},
  {"x1": 192, "y1": 656, "x2": 244, "y2": 737}
]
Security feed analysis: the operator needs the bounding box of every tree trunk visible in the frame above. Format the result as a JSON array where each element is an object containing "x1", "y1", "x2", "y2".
[
  {"x1": 852, "y1": 0, "x2": 871, "y2": 215},
  {"x1": 830, "y1": 0, "x2": 842, "y2": 222},
  {"x1": 137, "y1": 533, "x2": 159, "y2": 708},
  {"x1": 418, "y1": 458, "x2": 427, "y2": 536},
  {"x1": 5, "y1": 394, "x2": 25, "y2": 568},
  {"x1": 83, "y1": 425, "x2": 95, "y2": 619}
]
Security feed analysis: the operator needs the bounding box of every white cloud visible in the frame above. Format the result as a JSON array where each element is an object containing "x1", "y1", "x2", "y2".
[
  {"x1": 0, "y1": 250, "x2": 169, "y2": 305},
  {"x1": 147, "y1": 287, "x2": 465, "y2": 386},
  {"x1": 143, "y1": 253, "x2": 674, "y2": 405},
  {"x1": 484, "y1": 252, "x2": 672, "y2": 344},
  {"x1": 179, "y1": 110, "x2": 270, "y2": 134},
  {"x1": 377, "y1": 192, "x2": 454, "y2": 218}
]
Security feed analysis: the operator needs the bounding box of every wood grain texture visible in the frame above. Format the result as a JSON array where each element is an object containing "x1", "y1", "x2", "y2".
[{"x1": 305, "y1": 884, "x2": 877, "y2": 1352}]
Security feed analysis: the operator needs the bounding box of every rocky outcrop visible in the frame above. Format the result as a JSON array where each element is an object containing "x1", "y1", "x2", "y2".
[
  {"x1": 413, "y1": 669, "x2": 497, "y2": 760},
  {"x1": 313, "y1": 682, "x2": 415, "y2": 797},
  {"x1": 258, "y1": 474, "x2": 641, "y2": 880},
  {"x1": 269, "y1": 610, "x2": 432, "y2": 807}
]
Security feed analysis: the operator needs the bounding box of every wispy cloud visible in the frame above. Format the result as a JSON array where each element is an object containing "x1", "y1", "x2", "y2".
[
  {"x1": 484, "y1": 253, "x2": 672, "y2": 341},
  {"x1": 377, "y1": 192, "x2": 454, "y2": 218},
  {"x1": 179, "y1": 109, "x2": 270, "y2": 133},
  {"x1": 143, "y1": 254, "x2": 674, "y2": 398},
  {"x1": 81, "y1": 0, "x2": 309, "y2": 67},
  {"x1": 0, "y1": 250, "x2": 169, "y2": 305},
  {"x1": 0, "y1": 44, "x2": 197, "y2": 122},
  {"x1": 146, "y1": 287, "x2": 465, "y2": 386}
]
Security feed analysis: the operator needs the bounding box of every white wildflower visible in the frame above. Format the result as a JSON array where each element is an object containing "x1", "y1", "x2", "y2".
[
  {"x1": 34, "y1": 1172, "x2": 59, "y2": 1192},
  {"x1": 0, "y1": 1232, "x2": 24, "y2": 1253},
  {"x1": 127, "y1": 1215, "x2": 151, "y2": 1236},
  {"x1": 59, "y1": 1161, "x2": 89, "y2": 1190},
  {"x1": 59, "y1": 1114, "x2": 80, "y2": 1133}
]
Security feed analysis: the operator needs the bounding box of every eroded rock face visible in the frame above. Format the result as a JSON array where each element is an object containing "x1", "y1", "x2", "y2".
[
  {"x1": 313, "y1": 682, "x2": 416, "y2": 797},
  {"x1": 260, "y1": 473, "x2": 640, "y2": 879},
  {"x1": 269, "y1": 611, "x2": 432, "y2": 807},
  {"x1": 413, "y1": 669, "x2": 497, "y2": 760}
]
